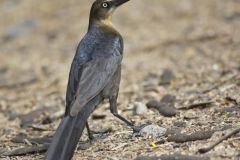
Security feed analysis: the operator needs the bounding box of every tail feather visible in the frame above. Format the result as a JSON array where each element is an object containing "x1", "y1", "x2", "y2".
[{"x1": 45, "y1": 96, "x2": 100, "y2": 160}]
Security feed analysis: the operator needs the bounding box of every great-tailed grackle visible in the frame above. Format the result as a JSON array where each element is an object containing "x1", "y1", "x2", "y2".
[{"x1": 45, "y1": 0, "x2": 147, "y2": 159}]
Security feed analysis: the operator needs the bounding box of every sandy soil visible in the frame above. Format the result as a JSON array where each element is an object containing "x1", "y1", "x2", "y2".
[{"x1": 0, "y1": 0, "x2": 239, "y2": 159}]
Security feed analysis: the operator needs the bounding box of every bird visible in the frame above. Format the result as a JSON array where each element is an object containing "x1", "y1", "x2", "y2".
[{"x1": 45, "y1": 0, "x2": 147, "y2": 159}]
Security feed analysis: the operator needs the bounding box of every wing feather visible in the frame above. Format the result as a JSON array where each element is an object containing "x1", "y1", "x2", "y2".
[
  {"x1": 65, "y1": 34, "x2": 123, "y2": 116},
  {"x1": 70, "y1": 54, "x2": 122, "y2": 116}
]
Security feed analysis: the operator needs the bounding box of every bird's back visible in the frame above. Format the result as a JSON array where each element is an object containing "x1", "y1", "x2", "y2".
[{"x1": 76, "y1": 25, "x2": 123, "y2": 60}]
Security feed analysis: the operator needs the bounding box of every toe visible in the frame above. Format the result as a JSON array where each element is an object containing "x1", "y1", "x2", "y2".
[{"x1": 132, "y1": 123, "x2": 152, "y2": 133}]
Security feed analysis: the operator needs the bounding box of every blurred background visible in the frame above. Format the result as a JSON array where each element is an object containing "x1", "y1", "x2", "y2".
[{"x1": 0, "y1": 0, "x2": 239, "y2": 159}]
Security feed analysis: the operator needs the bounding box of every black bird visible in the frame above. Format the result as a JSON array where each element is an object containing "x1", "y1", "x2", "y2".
[{"x1": 45, "y1": 0, "x2": 147, "y2": 159}]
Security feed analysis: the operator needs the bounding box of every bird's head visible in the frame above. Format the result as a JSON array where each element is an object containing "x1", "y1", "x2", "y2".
[{"x1": 90, "y1": 0, "x2": 129, "y2": 25}]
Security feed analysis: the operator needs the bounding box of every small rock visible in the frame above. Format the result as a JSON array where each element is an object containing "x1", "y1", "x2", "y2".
[
  {"x1": 146, "y1": 100, "x2": 159, "y2": 109},
  {"x1": 78, "y1": 141, "x2": 92, "y2": 150},
  {"x1": 159, "y1": 69, "x2": 175, "y2": 85},
  {"x1": 140, "y1": 124, "x2": 166, "y2": 138},
  {"x1": 184, "y1": 111, "x2": 198, "y2": 119},
  {"x1": 0, "y1": 148, "x2": 7, "y2": 155},
  {"x1": 160, "y1": 94, "x2": 176, "y2": 103},
  {"x1": 166, "y1": 127, "x2": 182, "y2": 136},
  {"x1": 159, "y1": 95, "x2": 177, "y2": 116},
  {"x1": 215, "y1": 105, "x2": 240, "y2": 113},
  {"x1": 173, "y1": 121, "x2": 186, "y2": 127},
  {"x1": 146, "y1": 95, "x2": 177, "y2": 117},
  {"x1": 134, "y1": 102, "x2": 148, "y2": 115},
  {"x1": 158, "y1": 103, "x2": 177, "y2": 117}
]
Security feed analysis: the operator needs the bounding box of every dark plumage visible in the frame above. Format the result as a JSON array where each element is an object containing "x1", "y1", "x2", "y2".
[{"x1": 45, "y1": 1, "x2": 147, "y2": 160}]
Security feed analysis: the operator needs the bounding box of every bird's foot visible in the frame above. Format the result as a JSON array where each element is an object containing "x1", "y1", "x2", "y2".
[
  {"x1": 88, "y1": 128, "x2": 112, "y2": 141},
  {"x1": 78, "y1": 140, "x2": 92, "y2": 150},
  {"x1": 131, "y1": 122, "x2": 152, "y2": 133},
  {"x1": 78, "y1": 128, "x2": 111, "y2": 150}
]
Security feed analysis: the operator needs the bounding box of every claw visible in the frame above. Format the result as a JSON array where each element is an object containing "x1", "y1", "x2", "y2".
[
  {"x1": 78, "y1": 140, "x2": 92, "y2": 150},
  {"x1": 131, "y1": 122, "x2": 152, "y2": 133},
  {"x1": 88, "y1": 128, "x2": 112, "y2": 141},
  {"x1": 90, "y1": 128, "x2": 112, "y2": 135}
]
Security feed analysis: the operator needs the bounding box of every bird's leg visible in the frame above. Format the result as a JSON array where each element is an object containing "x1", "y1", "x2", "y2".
[
  {"x1": 86, "y1": 122, "x2": 94, "y2": 141},
  {"x1": 85, "y1": 121, "x2": 111, "y2": 141},
  {"x1": 77, "y1": 122, "x2": 94, "y2": 150},
  {"x1": 110, "y1": 97, "x2": 149, "y2": 133}
]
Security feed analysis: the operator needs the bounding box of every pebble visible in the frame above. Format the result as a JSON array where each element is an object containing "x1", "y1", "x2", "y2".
[
  {"x1": 184, "y1": 111, "x2": 198, "y2": 119},
  {"x1": 173, "y1": 121, "x2": 186, "y2": 127},
  {"x1": 140, "y1": 124, "x2": 166, "y2": 138},
  {"x1": 159, "y1": 69, "x2": 175, "y2": 85},
  {"x1": 134, "y1": 102, "x2": 148, "y2": 115},
  {"x1": 160, "y1": 94, "x2": 176, "y2": 103},
  {"x1": 146, "y1": 100, "x2": 159, "y2": 109},
  {"x1": 78, "y1": 141, "x2": 91, "y2": 150},
  {"x1": 215, "y1": 105, "x2": 240, "y2": 113},
  {"x1": 157, "y1": 104, "x2": 177, "y2": 117},
  {"x1": 146, "y1": 95, "x2": 177, "y2": 117}
]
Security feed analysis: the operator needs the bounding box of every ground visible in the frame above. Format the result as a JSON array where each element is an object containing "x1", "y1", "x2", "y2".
[{"x1": 0, "y1": 0, "x2": 240, "y2": 159}]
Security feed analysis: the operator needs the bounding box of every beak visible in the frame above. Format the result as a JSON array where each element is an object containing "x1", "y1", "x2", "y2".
[{"x1": 112, "y1": 0, "x2": 130, "y2": 7}]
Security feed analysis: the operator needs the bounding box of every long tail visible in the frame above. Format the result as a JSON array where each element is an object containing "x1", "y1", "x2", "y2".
[{"x1": 45, "y1": 96, "x2": 100, "y2": 160}]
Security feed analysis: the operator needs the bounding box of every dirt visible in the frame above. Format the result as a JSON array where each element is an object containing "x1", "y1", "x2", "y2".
[{"x1": 0, "y1": 0, "x2": 240, "y2": 159}]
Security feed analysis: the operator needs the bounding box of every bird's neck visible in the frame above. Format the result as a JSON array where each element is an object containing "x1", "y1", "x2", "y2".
[
  {"x1": 100, "y1": 18, "x2": 114, "y2": 27},
  {"x1": 88, "y1": 16, "x2": 115, "y2": 31}
]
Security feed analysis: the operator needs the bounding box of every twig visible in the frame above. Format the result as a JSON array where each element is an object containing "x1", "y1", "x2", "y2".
[
  {"x1": 167, "y1": 130, "x2": 215, "y2": 143},
  {"x1": 11, "y1": 135, "x2": 52, "y2": 144},
  {"x1": 198, "y1": 127, "x2": 240, "y2": 154},
  {"x1": 1, "y1": 144, "x2": 49, "y2": 156},
  {"x1": 215, "y1": 105, "x2": 240, "y2": 113},
  {"x1": 92, "y1": 114, "x2": 106, "y2": 120},
  {"x1": 28, "y1": 124, "x2": 49, "y2": 131},
  {"x1": 19, "y1": 107, "x2": 47, "y2": 126},
  {"x1": 225, "y1": 96, "x2": 238, "y2": 105},
  {"x1": 42, "y1": 110, "x2": 64, "y2": 124},
  {"x1": 179, "y1": 101, "x2": 214, "y2": 110},
  {"x1": 201, "y1": 73, "x2": 238, "y2": 94},
  {"x1": 19, "y1": 107, "x2": 62, "y2": 126}
]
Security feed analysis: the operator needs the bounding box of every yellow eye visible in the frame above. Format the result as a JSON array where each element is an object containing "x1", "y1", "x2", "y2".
[{"x1": 102, "y1": 2, "x2": 108, "y2": 8}]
